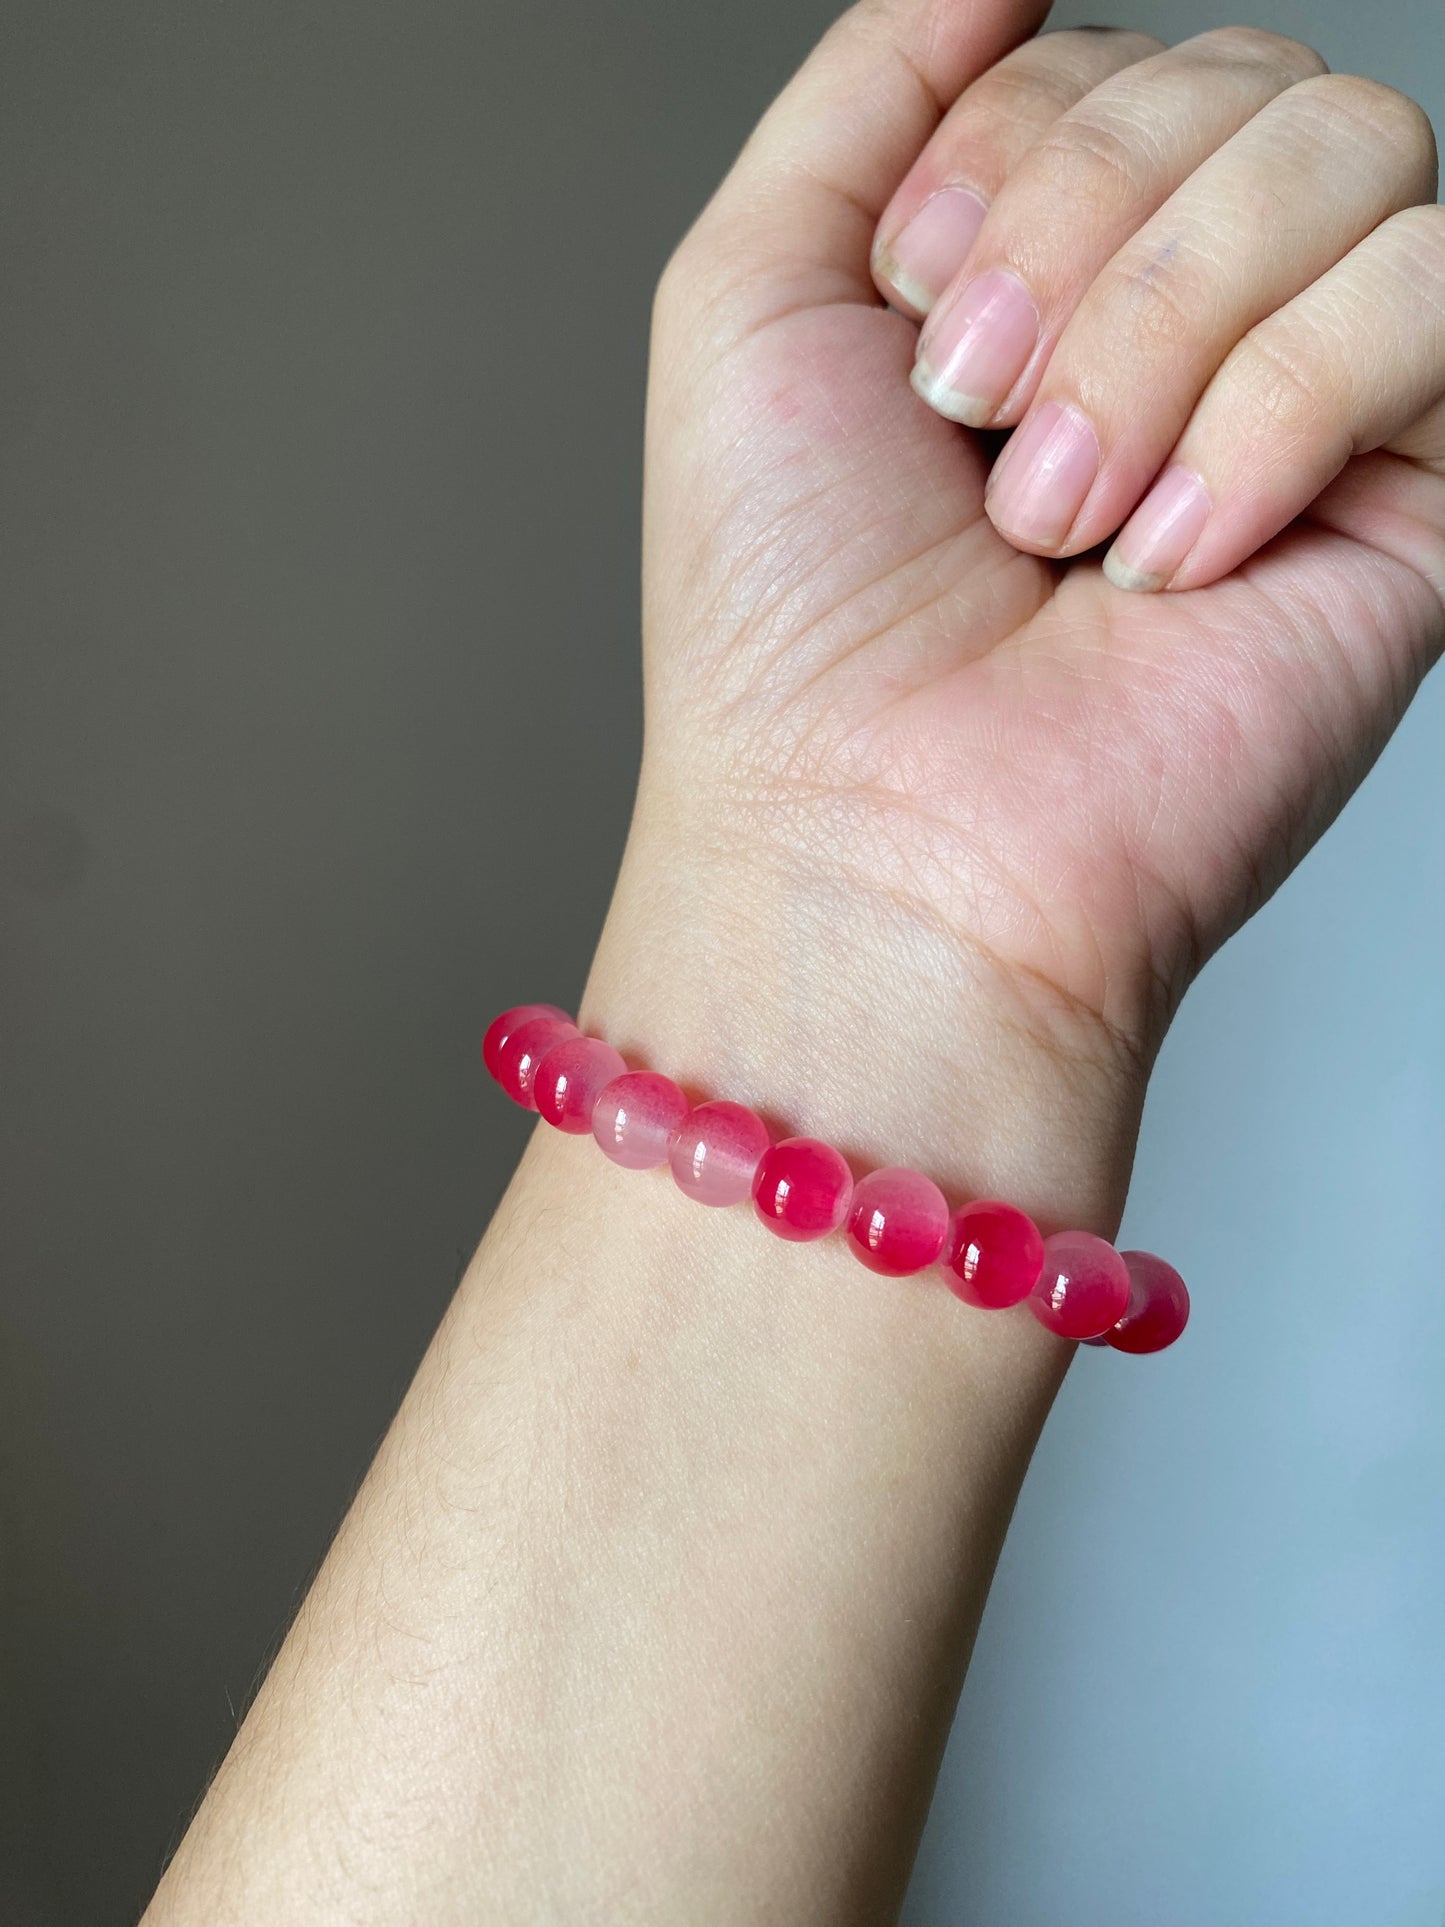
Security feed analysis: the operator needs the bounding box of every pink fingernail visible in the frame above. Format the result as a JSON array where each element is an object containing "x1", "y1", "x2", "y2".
[
  {"x1": 874, "y1": 187, "x2": 988, "y2": 315},
  {"x1": 910, "y1": 269, "x2": 1039, "y2": 426},
  {"x1": 985, "y1": 403, "x2": 1100, "y2": 550},
  {"x1": 1104, "y1": 466, "x2": 1212, "y2": 592}
]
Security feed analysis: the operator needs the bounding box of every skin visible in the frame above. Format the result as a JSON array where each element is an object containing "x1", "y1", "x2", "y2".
[{"x1": 145, "y1": 5, "x2": 1445, "y2": 1921}]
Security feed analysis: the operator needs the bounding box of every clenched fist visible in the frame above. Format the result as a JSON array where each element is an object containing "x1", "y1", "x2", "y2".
[{"x1": 590, "y1": 9, "x2": 1444, "y2": 1220}]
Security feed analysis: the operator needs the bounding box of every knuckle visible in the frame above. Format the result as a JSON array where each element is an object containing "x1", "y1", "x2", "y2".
[
  {"x1": 1387, "y1": 199, "x2": 1445, "y2": 265},
  {"x1": 1285, "y1": 72, "x2": 1437, "y2": 164},
  {"x1": 1376, "y1": 203, "x2": 1445, "y2": 312},
  {"x1": 1187, "y1": 26, "x2": 1327, "y2": 82},
  {"x1": 968, "y1": 57, "x2": 1083, "y2": 128},
  {"x1": 1092, "y1": 250, "x2": 1202, "y2": 357},
  {"x1": 1037, "y1": 24, "x2": 1167, "y2": 71},
  {"x1": 1024, "y1": 112, "x2": 1152, "y2": 214},
  {"x1": 1230, "y1": 325, "x2": 1345, "y2": 436}
]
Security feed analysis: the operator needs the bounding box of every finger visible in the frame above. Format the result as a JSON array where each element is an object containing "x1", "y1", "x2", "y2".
[
  {"x1": 1101, "y1": 201, "x2": 1445, "y2": 594},
  {"x1": 911, "y1": 27, "x2": 1327, "y2": 426},
  {"x1": 666, "y1": 0, "x2": 1049, "y2": 334},
  {"x1": 871, "y1": 26, "x2": 1164, "y2": 320},
  {"x1": 983, "y1": 74, "x2": 1438, "y2": 555}
]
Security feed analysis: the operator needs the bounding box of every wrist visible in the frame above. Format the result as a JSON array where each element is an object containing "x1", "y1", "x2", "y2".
[{"x1": 579, "y1": 798, "x2": 1147, "y2": 1242}]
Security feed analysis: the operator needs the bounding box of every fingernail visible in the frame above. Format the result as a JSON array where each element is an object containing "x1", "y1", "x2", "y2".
[
  {"x1": 985, "y1": 403, "x2": 1100, "y2": 550},
  {"x1": 874, "y1": 187, "x2": 988, "y2": 315},
  {"x1": 1104, "y1": 466, "x2": 1212, "y2": 592},
  {"x1": 911, "y1": 269, "x2": 1039, "y2": 426}
]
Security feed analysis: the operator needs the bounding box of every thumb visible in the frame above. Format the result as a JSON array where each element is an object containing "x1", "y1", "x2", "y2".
[{"x1": 676, "y1": 0, "x2": 1048, "y2": 330}]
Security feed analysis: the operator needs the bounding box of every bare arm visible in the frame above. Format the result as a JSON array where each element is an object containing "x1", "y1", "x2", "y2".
[{"x1": 145, "y1": 0, "x2": 1445, "y2": 1917}]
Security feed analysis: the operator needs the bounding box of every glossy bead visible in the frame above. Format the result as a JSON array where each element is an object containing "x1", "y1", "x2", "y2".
[
  {"x1": 753, "y1": 1137, "x2": 853, "y2": 1242},
  {"x1": 533, "y1": 1035, "x2": 628, "y2": 1133},
  {"x1": 943, "y1": 1200, "x2": 1045, "y2": 1309},
  {"x1": 845, "y1": 1168, "x2": 949, "y2": 1276},
  {"x1": 482, "y1": 1003, "x2": 572, "y2": 1083},
  {"x1": 592, "y1": 1071, "x2": 690, "y2": 1170},
  {"x1": 1030, "y1": 1231, "x2": 1132, "y2": 1340},
  {"x1": 1106, "y1": 1251, "x2": 1191, "y2": 1354},
  {"x1": 669, "y1": 1100, "x2": 770, "y2": 1207},
  {"x1": 494, "y1": 1014, "x2": 577, "y2": 1109}
]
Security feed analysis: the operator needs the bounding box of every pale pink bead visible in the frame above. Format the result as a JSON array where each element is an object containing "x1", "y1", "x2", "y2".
[
  {"x1": 845, "y1": 1167, "x2": 950, "y2": 1276},
  {"x1": 669, "y1": 1100, "x2": 770, "y2": 1207},
  {"x1": 592, "y1": 1071, "x2": 690, "y2": 1170}
]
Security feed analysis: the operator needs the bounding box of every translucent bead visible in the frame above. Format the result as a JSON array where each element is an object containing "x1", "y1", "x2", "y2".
[
  {"x1": 1106, "y1": 1251, "x2": 1191, "y2": 1354},
  {"x1": 845, "y1": 1167, "x2": 949, "y2": 1276},
  {"x1": 669, "y1": 1100, "x2": 770, "y2": 1207},
  {"x1": 1029, "y1": 1230, "x2": 1131, "y2": 1340},
  {"x1": 942, "y1": 1200, "x2": 1044, "y2": 1308},
  {"x1": 482, "y1": 1004, "x2": 572, "y2": 1083},
  {"x1": 753, "y1": 1137, "x2": 853, "y2": 1242},
  {"x1": 592, "y1": 1071, "x2": 690, "y2": 1170},
  {"x1": 494, "y1": 1014, "x2": 578, "y2": 1109},
  {"x1": 533, "y1": 1035, "x2": 628, "y2": 1134}
]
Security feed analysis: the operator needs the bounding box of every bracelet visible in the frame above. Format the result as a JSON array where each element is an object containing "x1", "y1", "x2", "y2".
[{"x1": 481, "y1": 1004, "x2": 1189, "y2": 1355}]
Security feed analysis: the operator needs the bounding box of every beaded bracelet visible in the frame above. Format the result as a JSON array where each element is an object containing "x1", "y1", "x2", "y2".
[{"x1": 481, "y1": 1004, "x2": 1189, "y2": 1355}]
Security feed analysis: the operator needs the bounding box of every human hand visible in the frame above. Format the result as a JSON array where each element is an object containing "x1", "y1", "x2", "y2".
[{"x1": 589, "y1": 5, "x2": 1443, "y2": 1225}]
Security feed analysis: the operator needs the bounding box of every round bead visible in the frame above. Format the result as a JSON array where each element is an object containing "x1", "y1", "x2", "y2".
[
  {"x1": 494, "y1": 1014, "x2": 577, "y2": 1109},
  {"x1": 592, "y1": 1071, "x2": 690, "y2": 1170},
  {"x1": 669, "y1": 1100, "x2": 770, "y2": 1207},
  {"x1": 1106, "y1": 1251, "x2": 1191, "y2": 1354},
  {"x1": 533, "y1": 1035, "x2": 628, "y2": 1133},
  {"x1": 942, "y1": 1200, "x2": 1044, "y2": 1309},
  {"x1": 752, "y1": 1137, "x2": 854, "y2": 1242},
  {"x1": 482, "y1": 1003, "x2": 572, "y2": 1083},
  {"x1": 845, "y1": 1167, "x2": 949, "y2": 1276},
  {"x1": 1029, "y1": 1231, "x2": 1132, "y2": 1340}
]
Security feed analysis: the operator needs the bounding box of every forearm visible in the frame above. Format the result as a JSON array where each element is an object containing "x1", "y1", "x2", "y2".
[{"x1": 146, "y1": 821, "x2": 1139, "y2": 1925}]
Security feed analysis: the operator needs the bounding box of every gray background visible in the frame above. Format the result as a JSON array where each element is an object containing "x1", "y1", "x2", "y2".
[{"x1": 0, "y1": 1, "x2": 1440, "y2": 1921}]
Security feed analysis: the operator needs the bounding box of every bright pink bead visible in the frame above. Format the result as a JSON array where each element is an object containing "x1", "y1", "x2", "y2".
[
  {"x1": 752, "y1": 1137, "x2": 853, "y2": 1242},
  {"x1": 592, "y1": 1071, "x2": 690, "y2": 1170},
  {"x1": 669, "y1": 1100, "x2": 770, "y2": 1207},
  {"x1": 1030, "y1": 1230, "x2": 1132, "y2": 1340},
  {"x1": 845, "y1": 1167, "x2": 949, "y2": 1276},
  {"x1": 1106, "y1": 1251, "x2": 1191, "y2": 1354},
  {"x1": 533, "y1": 1035, "x2": 628, "y2": 1133},
  {"x1": 494, "y1": 1014, "x2": 577, "y2": 1109},
  {"x1": 482, "y1": 1003, "x2": 572, "y2": 1083},
  {"x1": 943, "y1": 1200, "x2": 1045, "y2": 1309}
]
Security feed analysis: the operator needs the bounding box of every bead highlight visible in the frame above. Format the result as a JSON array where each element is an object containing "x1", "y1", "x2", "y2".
[
  {"x1": 943, "y1": 1200, "x2": 1044, "y2": 1308},
  {"x1": 592, "y1": 1071, "x2": 690, "y2": 1170},
  {"x1": 846, "y1": 1167, "x2": 949, "y2": 1275},
  {"x1": 482, "y1": 1003, "x2": 573, "y2": 1083},
  {"x1": 1107, "y1": 1251, "x2": 1191, "y2": 1353},
  {"x1": 1030, "y1": 1230, "x2": 1132, "y2": 1340},
  {"x1": 670, "y1": 1101, "x2": 771, "y2": 1207},
  {"x1": 753, "y1": 1137, "x2": 854, "y2": 1242},
  {"x1": 494, "y1": 1013, "x2": 578, "y2": 1110},
  {"x1": 534, "y1": 1035, "x2": 628, "y2": 1134}
]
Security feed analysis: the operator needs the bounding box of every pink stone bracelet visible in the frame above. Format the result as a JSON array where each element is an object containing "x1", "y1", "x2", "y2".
[{"x1": 481, "y1": 1004, "x2": 1189, "y2": 1354}]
